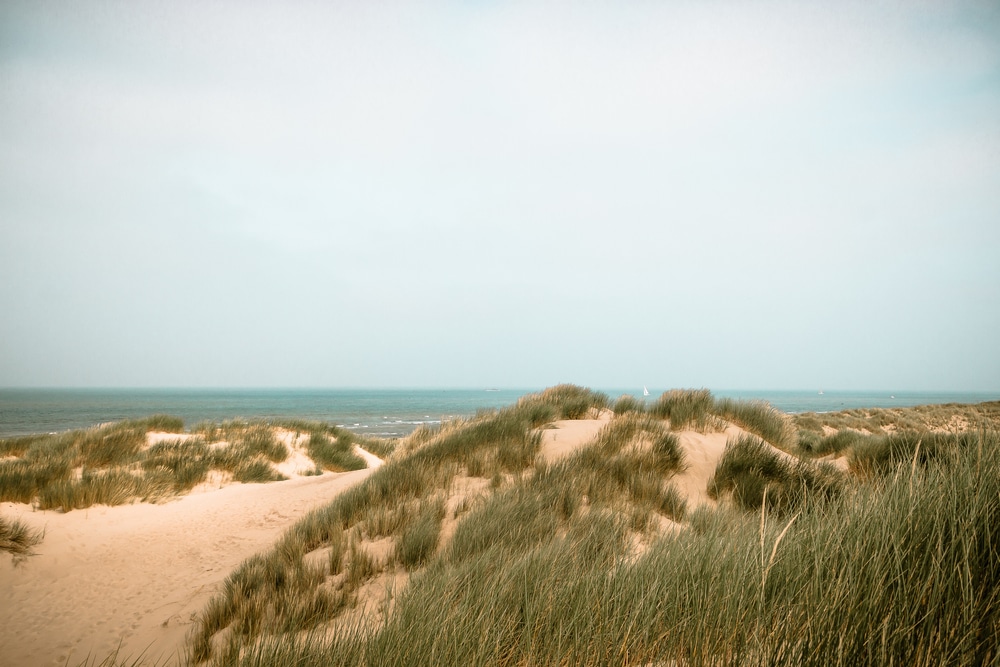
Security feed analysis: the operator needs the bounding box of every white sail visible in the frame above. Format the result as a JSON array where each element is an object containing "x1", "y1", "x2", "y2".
[{"x1": 643, "y1": 385, "x2": 649, "y2": 397}]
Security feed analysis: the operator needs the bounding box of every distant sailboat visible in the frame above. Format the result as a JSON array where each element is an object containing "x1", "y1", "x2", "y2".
[
  {"x1": 643, "y1": 386, "x2": 650, "y2": 397},
  {"x1": 818, "y1": 389, "x2": 824, "y2": 395}
]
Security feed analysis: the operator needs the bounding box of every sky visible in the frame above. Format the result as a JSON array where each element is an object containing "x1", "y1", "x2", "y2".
[{"x1": 1, "y1": 0, "x2": 999, "y2": 391}]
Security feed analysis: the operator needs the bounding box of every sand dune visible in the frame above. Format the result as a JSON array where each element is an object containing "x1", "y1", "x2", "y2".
[
  {"x1": 0, "y1": 447, "x2": 382, "y2": 667},
  {"x1": 0, "y1": 417, "x2": 791, "y2": 666},
  {"x1": 539, "y1": 417, "x2": 751, "y2": 509}
]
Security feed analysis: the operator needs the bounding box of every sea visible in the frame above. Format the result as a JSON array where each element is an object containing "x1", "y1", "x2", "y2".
[{"x1": 0, "y1": 388, "x2": 997, "y2": 440}]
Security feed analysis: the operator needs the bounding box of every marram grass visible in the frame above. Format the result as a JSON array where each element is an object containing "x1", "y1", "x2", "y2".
[
  {"x1": 208, "y1": 429, "x2": 1000, "y2": 667},
  {"x1": 0, "y1": 415, "x2": 376, "y2": 510},
  {"x1": 0, "y1": 514, "x2": 44, "y2": 560},
  {"x1": 182, "y1": 388, "x2": 1000, "y2": 667}
]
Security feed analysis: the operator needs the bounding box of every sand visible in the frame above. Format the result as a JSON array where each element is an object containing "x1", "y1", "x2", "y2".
[
  {"x1": 0, "y1": 447, "x2": 382, "y2": 667},
  {"x1": 538, "y1": 417, "x2": 611, "y2": 463},
  {"x1": 671, "y1": 425, "x2": 746, "y2": 507}
]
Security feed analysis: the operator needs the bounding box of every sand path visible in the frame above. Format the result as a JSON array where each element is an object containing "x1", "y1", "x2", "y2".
[{"x1": 0, "y1": 447, "x2": 383, "y2": 667}]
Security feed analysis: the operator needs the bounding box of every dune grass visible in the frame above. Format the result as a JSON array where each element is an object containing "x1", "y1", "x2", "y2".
[
  {"x1": 849, "y1": 430, "x2": 980, "y2": 476},
  {"x1": 793, "y1": 400, "x2": 1000, "y2": 439},
  {"x1": 712, "y1": 397, "x2": 799, "y2": 451},
  {"x1": 204, "y1": 425, "x2": 1000, "y2": 667},
  {"x1": 0, "y1": 415, "x2": 379, "y2": 510},
  {"x1": 0, "y1": 514, "x2": 44, "y2": 561},
  {"x1": 179, "y1": 388, "x2": 1000, "y2": 666},
  {"x1": 188, "y1": 402, "x2": 550, "y2": 662},
  {"x1": 645, "y1": 389, "x2": 799, "y2": 452},
  {"x1": 612, "y1": 393, "x2": 646, "y2": 415},
  {"x1": 396, "y1": 498, "x2": 445, "y2": 569},
  {"x1": 517, "y1": 384, "x2": 610, "y2": 422},
  {"x1": 796, "y1": 428, "x2": 874, "y2": 456},
  {"x1": 142, "y1": 438, "x2": 211, "y2": 491},
  {"x1": 649, "y1": 388, "x2": 716, "y2": 431},
  {"x1": 708, "y1": 434, "x2": 842, "y2": 513},
  {"x1": 305, "y1": 431, "x2": 366, "y2": 472},
  {"x1": 37, "y1": 468, "x2": 176, "y2": 511},
  {"x1": 187, "y1": 394, "x2": 699, "y2": 664}
]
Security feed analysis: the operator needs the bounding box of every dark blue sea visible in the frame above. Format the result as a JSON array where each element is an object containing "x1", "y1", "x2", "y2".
[{"x1": 0, "y1": 388, "x2": 996, "y2": 439}]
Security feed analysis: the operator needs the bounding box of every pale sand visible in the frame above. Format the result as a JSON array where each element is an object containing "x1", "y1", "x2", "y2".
[
  {"x1": 671, "y1": 425, "x2": 746, "y2": 507},
  {"x1": 0, "y1": 446, "x2": 382, "y2": 667},
  {"x1": 538, "y1": 417, "x2": 611, "y2": 463}
]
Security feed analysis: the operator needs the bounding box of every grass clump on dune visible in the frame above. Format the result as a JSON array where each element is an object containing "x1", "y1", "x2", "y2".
[
  {"x1": 0, "y1": 417, "x2": 191, "y2": 508},
  {"x1": 37, "y1": 468, "x2": 175, "y2": 511},
  {"x1": 794, "y1": 401, "x2": 1000, "y2": 440},
  {"x1": 647, "y1": 390, "x2": 798, "y2": 451},
  {"x1": 142, "y1": 437, "x2": 211, "y2": 491},
  {"x1": 306, "y1": 431, "x2": 366, "y2": 472},
  {"x1": 200, "y1": 424, "x2": 291, "y2": 484},
  {"x1": 612, "y1": 393, "x2": 646, "y2": 415},
  {"x1": 396, "y1": 498, "x2": 445, "y2": 569},
  {"x1": 650, "y1": 388, "x2": 715, "y2": 429},
  {"x1": 518, "y1": 384, "x2": 610, "y2": 422},
  {"x1": 797, "y1": 428, "x2": 881, "y2": 457},
  {"x1": 713, "y1": 397, "x2": 799, "y2": 451},
  {"x1": 0, "y1": 515, "x2": 44, "y2": 561},
  {"x1": 592, "y1": 413, "x2": 685, "y2": 476},
  {"x1": 206, "y1": 424, "x2": 288, "y2": 469},
  {"x1": 708, "y1": 434, "x2": 842, "y2": 513},
  {"x1": 274, "y1": 418, "x2": 394, "y2": 464}
]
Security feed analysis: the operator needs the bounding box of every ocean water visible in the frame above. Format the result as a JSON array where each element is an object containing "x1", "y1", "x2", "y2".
[{"x1": 0, "y1": 388, "x2": 996, "y2": 439}]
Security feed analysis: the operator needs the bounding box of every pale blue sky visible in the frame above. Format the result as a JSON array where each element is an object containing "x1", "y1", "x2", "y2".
[{"x1": 1, "y1": 1, "x2": 998, "y2": 390}]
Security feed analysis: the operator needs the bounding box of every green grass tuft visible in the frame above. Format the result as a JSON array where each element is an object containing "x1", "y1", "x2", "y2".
[
  {"x1": 396, "y1": 498, "x2": 445, "y2": 568},
  {"x1": 0, "y1": 514, "x2": 44, "y2": 560},
  {"x1": 306, "y1": 432, "x2": 366, "y2": 472},
  {"x1": 232, "y1": 458, "x2": 287, "y2": 484},
  {"x1": 708, "y1": 434, "x2": 842, "y2": 513},
  {"x1": 612, "y1": 394, "x2": 646, "y2": 415},
  {"x1": 713, "y1": 397, "x2": 798, "y2": 451},
  {"x1": 143, "y1": 438, "x2": 211, "y2": 490},
  {"x1": 849, "y1": 430, "x2": 977, "y2": 476},
  {"x1": 649, "y1": 388, "x2": 716, "y2": 431},
  {"x1": 519, "y1": 384, "x2": 610, "y2": 421},
  {"x1": 37, "y1": 468, "x2": 175, "y2": 512}
]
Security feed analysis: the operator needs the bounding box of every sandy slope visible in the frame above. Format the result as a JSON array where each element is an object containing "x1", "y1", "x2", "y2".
[
  {"x1": 0, "y1": 447, "x2": 382, "y2": 667},
  {"x1": 672, "y1": 425, "x2": 747, "y2": 507},
  {"x1": 538, "y1": 417, "x2": 611, "y2": 462}
]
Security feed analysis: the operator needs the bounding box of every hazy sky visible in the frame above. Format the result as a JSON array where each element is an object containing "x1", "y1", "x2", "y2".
[{"x1": 1, "y1": 1, "x2": 998, "y2": 391}]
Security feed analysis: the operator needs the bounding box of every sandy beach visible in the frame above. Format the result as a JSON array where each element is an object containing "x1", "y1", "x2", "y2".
[{"x1": 0, "y1": 447, "x2": 382, "y2": 667}]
